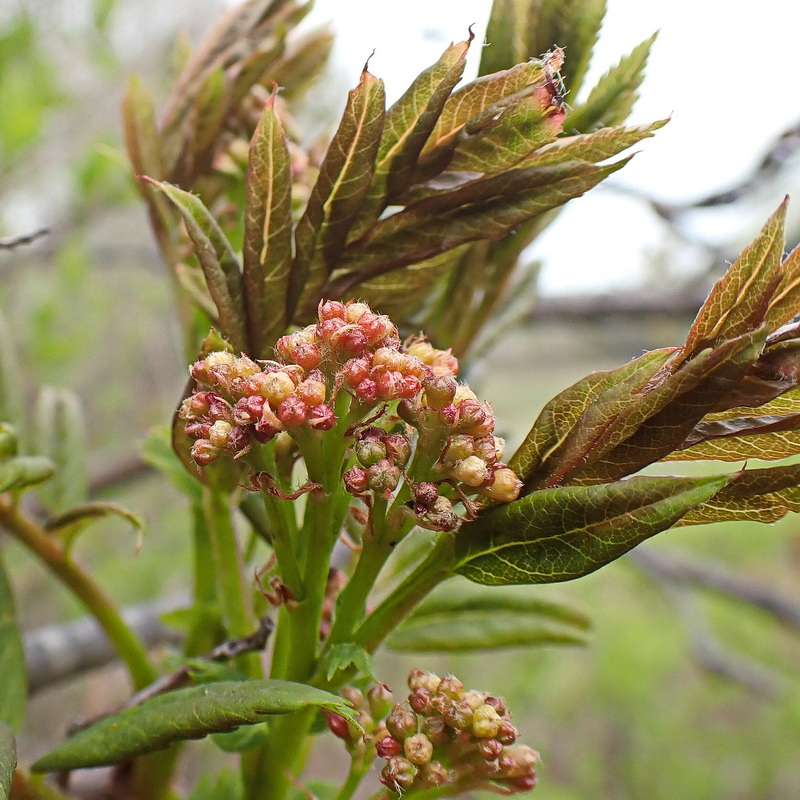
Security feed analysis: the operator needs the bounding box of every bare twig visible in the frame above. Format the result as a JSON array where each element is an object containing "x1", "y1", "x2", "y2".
[{"x1": 0, "y1": 228, "x2": 48, "y2": 249}]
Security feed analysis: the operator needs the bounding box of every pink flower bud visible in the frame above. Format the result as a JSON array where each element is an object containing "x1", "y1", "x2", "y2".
[
  {"x1": 437, "y1": 403, "x2": 458, "y2": 427},
  {"x1": 358, "y1": 312, "x2": 395, "y2": 344},
  {"x1": 317, "y1": 317, "x2": 346, "y2": 342},
  {"x1": 330, "y1": 324, "x2": 368, "y2": 355},
  {"x1": 399, "y1": 374, "x2": 422, "y2": 399},
  {"x1": 477, "y1": 738, "x2": 504, "y2": 760},
  {"x1": 277, "y1": 396, "x2": 308, "y2": 427},
  {"x1": 341, "y1": 357, "x2": 371, "y2": 387},
  {"x1": 325, "y1": 711, "x2": 351, "y2": 740},
  {"x1": 375, "y1": 735, "x2": 402, "y2": 758},
  {"x1": 344, "y1": 301, "x2": 370, "y2": 323},
  {"x1": 191, "y1": 439, "x2": 219, "y2": 466},
  {"x1": 355, "y1": 378, "x2": 378, "y2": 403},
  {"x1": 308, "y1": 403, "x2": 336, "y2": 430},
  {"x1": 497, "y1": 720, "x2": 519, "y2": 746},
  {"x1": 253, "y1": 419, "x2": 280, "y2": 443},
  {"x1": 292, "y1": 342, "x2": 322, "y2": 370},
  {"x1": 384, "y1": 433, "x2": 411, "y2": 467},
  {"x1": 318, "y1": 299, "x2": 347, "y2": 321},
  {"x1": 409, "y1": 687, "x2": 433, "y2": 714},
  {"x1": 233, "y1": 395, "x2": 266, "y2": 425},
  {"x1": 344, "y1": 466, "x2": 369, "y2": 494},
  {"x1": 375, "y1": 370, "x2": 404, "y2": 400},
  {"x1": 185, "y1": 420, "x2": 211, "y2": 439},
  {"x1": 296, "y1": 378, "x2": 326, "y2": 407}
]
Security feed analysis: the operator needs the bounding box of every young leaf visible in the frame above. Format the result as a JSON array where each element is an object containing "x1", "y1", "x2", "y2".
[
  {"x1": 146, "y1": 179, "x2": 247, "y2": 353},
  {"x1": 454, "y1": 474, "x2": 728, "y2": 586},
  {"x1": 387, "y1": 581, "x2": 590, "y2": 652},
  {"x1": 290, "y1": 68, "x2": 386, "y2": 316},
  {"x1": 31, "y1": 680, "x2": 358, "y2": 772},
  {"x1": 566, "y1": 33, "x2": 657, "y2": 132},
  {"x1": 0, "y1": 722, "x2": 14, "y2": 800},
  {"x1": 682, "y1": 198, "x2": 788, "y2": 361},
  {"x1": 350, "y1": 37, "x2": 471, "y2": 236},
  {"x1": 122, "y1": 75, "x2": 165, "y2": 185},
  {"x1": 0, "y1": 456, "x2": 55, "y2": 494},
  {"x1": 33, "y1": 387, "x2": 88, "y2": 514},
  {"x1": 325, "y1": 643, "x2": 378, "y2": 682},
  {"x1": 0, "y1": 552, "x2": 26, "y2": 730},
  {"x1": 765, "y1": 241, "x2": 800, "y2": 328},
  {"x1": 268, "y1": 29, "x2": 335, "y2": 101},
  {"x1": 480, "y1": 0, "x2": 527, "y2": 77},
  {"x1": 242, "y1": 97, "x2": 293, "y2": 356}
]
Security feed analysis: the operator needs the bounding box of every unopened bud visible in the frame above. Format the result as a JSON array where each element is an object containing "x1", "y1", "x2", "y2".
[
  {"x1": 367, "y1": 459, "x2": 400, "y2": 494},
  {"x1": 403, "y1": 733, "x2": 433, "y2": 766},
  {"x1": 318, "y1": 299, "x2": 347, "y2": 321},
  {"x1": 424, "y1": 373, "x2": 457, "y2": 410},
  {"x1": 355, "y1": 379, "x2": 378, "y2": 403},
  {"x1": 367, "y1": 684, "x2": 394, "y2": 719},
  {"x1": 356, "y1": 437, "x2": 387, "y2": 467},
  {"x1": 408, "y1": 669, "x2": 441, "y2": 693},
  {"x1": 471, "y1": 703, "x2": 503, "y2": 738},
  {"x1": 308, "y1": 403, "x2": 336, "y2": 430},
  {"x1": 479, "y1": 467, "x2": 522, "y2": 503},
  {"x1": 330, "y1": 324, "x2": 368, "y2": 355},
  {"x1": 384, "y1": 433, "x2": 411, "y2": 466},
  {"x1": 385, "y1": 704, "x2": 417, "y2": 740},
  {"x1": 442, "y1": 698, "x2": 474, "y2": 731},
  {"x1": 452, "y1": 455, "x2": 490, "y2": 487},
  {"x1": 380, "y1": 757, "x2": 418, "y2": 792},
  {"x1": 208, "y1": 420, "x2": 234, "y2": 449},
  {"x1": 419, "y1": 760, "x2": 450, "y2": 788},
  {"x1": 375, "y1": 735, "x2": 402, "y2": 758},
  {"x1": 477, "y1": 738, "x2": 504, "y2": 760},
  {"x1": 191, "y1": 439, "x2": 219, "y2": 466},
  {"x1": 344, "y1": 466, "x2": 369, "y2": 494},
  {"x1": 344, "y1": 301, "x2": 370, "y2": 323},
  {"x1": 296, "y1": 379, "x2": 326, "y2": 407}
]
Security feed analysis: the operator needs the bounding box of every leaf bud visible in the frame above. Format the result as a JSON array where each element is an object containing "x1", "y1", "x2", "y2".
[
  {"x1": 403, "y1": 733, "x2": 433, "y2": 766},
  {"x1": 380, "y1": 757, "x2": 418, "y2": 792},
  {"x1": 452, "y1": 455, "x2": 491, "y2": 487},
  {"x1": 375, "y1": 735, "x2": 402, "y2": 758},
  {"x1": 471, "y1": 703, "x2": 503, "y2": 738},
  {"x1": 367, "y1": 459, "x2": 401, "y2": 494},
  {"x1": 277, "y1": 396, "x2": 308, "y2": 427},
  {"x1": 385, "y1": 704, "x2": 417, "y2": 740},
  {"x1": 367, "y1": 684, "x2": 394, "y2": 719},
  {"x1": 344, "y1": 466, "x2": 369, "y2": 494},
  {"x1": 308, "y1": 404, "x2": 337, "y2": 431}
]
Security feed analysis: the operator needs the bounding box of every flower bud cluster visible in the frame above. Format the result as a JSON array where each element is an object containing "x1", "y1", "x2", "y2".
[
  {"x1": 344, "y1": 427, "x2": 412, "y2": 498},
  {"x1": 180, "y1": 349, "x2": 336, "y2": 465},
  {"x1": 376, "y1": 670, "x2": 539, "y2": 796},
  {"x1": 325, "y1": 683, "x2": 395, "y2": 756}
]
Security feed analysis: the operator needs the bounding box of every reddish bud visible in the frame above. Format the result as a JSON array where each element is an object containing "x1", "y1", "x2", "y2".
[
  {"x1": 384, "y1": 433, "x2": 411, "y2": 467},
  {"x1": 355, "y1": 378, "x2": 378, "y2": 403},
  {"x1": 478, "y1": 738, "x2": 504, "y2": 760},
  {"x1": 344, "y1": 466, "x2": 369, "y2": 494},
  {"x1": 325, "y1": 711, "x2": 351, "y2": 740},
  {"x1": 380, "y1": 757, "x2": 418, "y2": 792},
  {"x1": 277, "y1": 396, "x2": 308, "y2": 427},
  {"x1": 359, "y1": 312, "x2": 394, "y2": 344},
  {"x1": 191, "y1": 439, "x2": 219, "y2": 466},
  {"x1": 319, "y1": 299, "x2": 347, "y2": 321},
  {"x1": 497, "y1": 720, "x2": 519, "y2": 746},
  {"x1": 233, "y1": 395, "x2": 266, "y2": 425},
  {"x1": 317, "y1": 317, "x2": 346, "y2": 342},
  {"x1": 185, "y1": 420, "x2": 211, "y2": 439},
  {"x1": 341, "y1": 357, "x2": 371, "y2": 387},
  {"x1": 375, "y1": 735, "x2": 402, "y2": 758},
  {"x1": 292, "y1": 342, "x2": 322, "y2": 370},
  {"x1": 386, "y1": 704, "x2": 417, "y2": 741},
  {"x1": 409, "y1": 687, "x2": 433, "y2": 715},
  {"x1": 330, "y1": 324, "x2": 368, "y2": 355},
  {"x1": 399, "y1": 374, "x2": 423, "y2": 399},
  {"x1": 414, "y1": 482, "x2": 439, "y2": 508},
  {"x1": 344, "y1": 301, "x2": 370, "y2": 323},
  {"x1": 308, "y1": 403, "x2": 336, "y2": 430},
  {"x1": 437, "y1": 403, "x2": 458, "y2": 427},
  {"x1": 296, "y1": 379, "x2": 326, "y2": 407},
  {"x1": 375, "y1": 370, "x2": 404, "y2": 400}
]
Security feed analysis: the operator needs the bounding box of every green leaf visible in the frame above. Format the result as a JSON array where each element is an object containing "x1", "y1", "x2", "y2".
[
  {"x1": 0, "y1": 722, "x2": 15, "y2": 800},
  {"x1": 290, "y1": 68, "x2": 386, "y2": 316},
  {"x1": 211, "y1": 722, "x2": 271, "y2": 753},
  {"x1": 268, "y1": 29, "x2": 335, "y2": 101},
  {"x1": 0, "y1": 551, "x2": 26, "y2": 730},
  {"x1": 0, "y1": 425, "x2": 18, "y2": 462},
  {"x1": 43, "y1": 502, "x2": 144, "y2": 555},
  {"x1": 122, "y1": 75, "x2": 165, "y2": 183},
  {"x1": 186, "y1": 768, "x2": 242, "y2": 800},
  {"x1": 326, "y1": 643, "x2": 378, "y2": 683},
  {"x1": 351, "y1": 37, "x2": 471, "y2": 237},
  {"x1": 765, "y1": 241, "x2": 800, "y2": 328},
  {"x1": 0, "y1": 309, "x2": 25, "y2": 436},
  {"x1": 454, "y1": 474, "x2": 728, "y2": 585},
  {"x1": 480, "y1": 0, "x2": 528, "y2": 76},
  {"x1": 33, "y1": 387, "x2": 88, "y2": 513},
  {"x1": 31, "y1": 680, "x2": 358, "y2": 772},
  {"x1": 682, "y1": 198, "x2": 788, "y2": 361},
  {"x1": 0, "y1": 456, "x2": 55, "y2": 494},
  {"x1": 189, "y1": 67, "x2": 227, "y2": 173},
  {"x1": 566, "y1": 32, "x2": 657, "y2": 132},
  {"x1": 332, "y1": 159, "x2": 628, "y2": 295},
  {"x1": 142, "y1": 425, "x2": 203, "y2": 501},
  {"x1": 242, "y1": 97, "x2": 293, "y2": 356},
  {"x1": 146, "y1": 179, "x2": 247, "y2": 353},
  {"x1": 509, "y1": 347, "x2": 673, "y2": 488},
  {"x1": 387, "y1": 580, "x2": 590, "y2": 651}
]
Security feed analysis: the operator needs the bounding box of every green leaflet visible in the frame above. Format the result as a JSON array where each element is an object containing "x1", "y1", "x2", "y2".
[
  {"x1": 33, "y1": 387, "x2": 88, "y2": 514},
  {"x1": 387, "y1": 581, "x2": 590, "y2": 652},
  {"x1": 147, "y1": 179, "x2": 247, "y2": 353},
  {"x1": 31, "y1": 680, "x2": 358, "y2": 772},
  {"x1": 350, "y1": 37, "x2": 471, "y2": 238},
  {"x1": 566, "y1": 32, "x2": 657, "y2": 132},
  {"x1": 682, "y1": 198, "x2": 788, "y2": 360},
  {"x1": 290, "y1": 68, "x2": 386, "y2": 317},
  {"x1": 242, "y1": 98, "x2": 293, "y2": 356},
  {"x1": 0, "y1": 456, "x2": 55, "y2": 495},
  {"x1": 330, "y1": 159, "x2": 628, "y2": 296},
  {"x1": 121, "y1": 75, "x2": 165, "y2": 184},
  {"x1": 0, "y1": 551, "x2": 26, "y2": 731},
  {"x1": 454, "y1": 474, "x2": 728, "y2": 586},
  {"x1": 0, "y1": 722, "x2": 14, "y2": 800},
  {"x1": 325, "y1": 643, "x2": 377, "y2": 683}
]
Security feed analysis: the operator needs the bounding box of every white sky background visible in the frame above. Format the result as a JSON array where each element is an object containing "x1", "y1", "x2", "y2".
[{"x1": 299, "y1": 0, "x2": 800, "y2": 295}]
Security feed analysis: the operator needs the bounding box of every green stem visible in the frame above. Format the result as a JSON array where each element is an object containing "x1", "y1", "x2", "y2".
[
  {"x1": 184, "y1": 501, "x2": 219, "y2": 656},
  {"x1": 11, "y1": 769, "x2": 80, "y2": 800},
  {"x1": 262, "y1": 491, "x2": 305, "y2": 601},
  {"x1": 201, "y1": 485, "x2": 261, "y2": 678},
  {"x1": 334, "y1": 758, "x2": 371, "y2": 800},
  {"x1": 0, "y1": 497, "x2": 155, "y2": 690}
]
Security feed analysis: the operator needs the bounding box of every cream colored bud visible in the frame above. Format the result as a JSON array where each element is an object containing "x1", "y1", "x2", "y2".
[
  {"x1": 259, "y1": 371, "x2": 296, "y2": 405},
  {"x1": 452, "y1": 455, "x2": 490, "y2": 487},
  {"x1": 404, "y1": 733, "x2": 433, "y2": 766},
  {"x1": 453, "y1": 385, "x2": 478, "y2": 403},
  {"x1": 480, "y1": 467, "x2": 522, "y2": 503},
  {"x1": 471, "y1": 703, "x2": 503, "y2": 738},
  {"x1": 208, "y1": 420, "x2": 233, "y2": 448},
  {"x1": 345, "y1": 302, "x2": 371, "y2": 322},
  {"x1": 462, "y1": 690, "x2": 487, "y2": 711},
  {"x1": 406, "y1": 340, "x2": 435, "y2": 364}
]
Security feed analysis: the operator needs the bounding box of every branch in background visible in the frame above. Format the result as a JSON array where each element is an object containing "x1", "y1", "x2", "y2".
[{"x1": 628, "y1": 548, "x2": 800, "y2": 630}]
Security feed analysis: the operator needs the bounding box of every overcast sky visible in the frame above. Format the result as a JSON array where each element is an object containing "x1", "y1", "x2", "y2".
[{"x1": 301, "y1": 0, "x2": 800, "y2": 294}]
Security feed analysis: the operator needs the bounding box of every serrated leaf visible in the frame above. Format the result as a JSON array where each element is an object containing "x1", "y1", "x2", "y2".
[
  {"x1": 330, "y1": 159, "x2": 628, "y2": 295},
  {"x1": 524, "y1": 119, "x2": 668, "y2": 167},
  {"x1": 0, "y1": 310, "x2": 24, "y2": 436},
  {"x1": 242, "y1": 98, "x2": 293, "y2": 356},
  {"x1": 325, "y1": 643, "x2": 377, "y2": 683},
  {"x1": 509, "y1": 347, "x2": 673, "y2": 487},
  {"x1": 454, "y1": 474, "x2": 728, "y2": 586},
  {"x1": 142, "y1": 426, "x2": 203, "y2": 501},
  {"x1": 0, "y1": 552, "x2": 26, "y2": 730},
  {"x1": 0, "y1": 456, "x2": 55, "y2": 494},
  {"x1": 682, "y1": 199, "x2": 787, "y2": 361},
  {"x1": 31, "y1": 680, "x2": 358, "y2": 772},
  {"x1": 351, "y1": 37, "x2": 471, "y2": 238},
  {"x1": 0, "y1": 722, "x2": 14, "y2": 800},
  {"x1": 33, "y1": 387, "x2": 88, "y2": 514},
  {"x1": 290, "y1": 69, "x2": 386, "y2": 316},
  {"x1": 147, "y1": 179, "x2": 247, "y2": 353},
  {"x1": 387, "y1": 580, "x2": 589, "y2": 651},
  {"x1": 566, "y1": 33, "x2": 657, "y2": 132},
  {"x1": 520, "y1": 0, "x2": 607, "y2": 96}
]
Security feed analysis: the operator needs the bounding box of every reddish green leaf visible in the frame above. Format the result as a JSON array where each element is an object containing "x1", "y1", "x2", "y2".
[
  {"x1": 268, "y1": 29, "x2": 335, "y2": 101},
  {"x1": 0, "y1": 552, "x2": 25, "y2": 731},
  {"x1": 566, "y1": 32, "x2": 657, "y2": 132},
  {"x1": 188, "y1": 67, "x2": 228, "y2": 174},
  {"x1": 122, "y1": 75, "x2": 165, "y2": 184},
  {"x1": 31, "y1": 680, "x2": 358, "y2": 772},
  {"x1": 331, "y1": 159, "x2": 628, "y2": 295},
  {"x1": 351, "y1": 38, "x2": 471, "y2": 238},
  {"x1": 766, "y1": 242, "x2": 800, "y2": 328},
  {"x1": 147, "y1": 179, "x2": 247, "y2": 353},
  {"x1": 454, "y1": 475, "x2": 728, "y2": 585},
  {"x1": 242, "y1": 98, "x2": 293, "y2": 356},
  {"x1": 682, "y1": 199, "x2": 787, "y2": 361},
  {"x1": 0, "y1": 722, "x2": 14, "y2": 800},
  {"x1": 479, "y1": 0, "x2": 527, "y2": 76},
  {"x1": 290, "y1": 69, "x2": 385, "y2": 315}
]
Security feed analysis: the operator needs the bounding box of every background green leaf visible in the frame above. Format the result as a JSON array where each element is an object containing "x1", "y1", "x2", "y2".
[
  {"x1": 0, "y1": 722, "x2": 15, "y2": 800},
  {"x1": 0, "y1": 552, "x2": 25, "y2": 731},
  {"x1": 31, "y1": 680, "x2": 358, "y2": 772}
]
